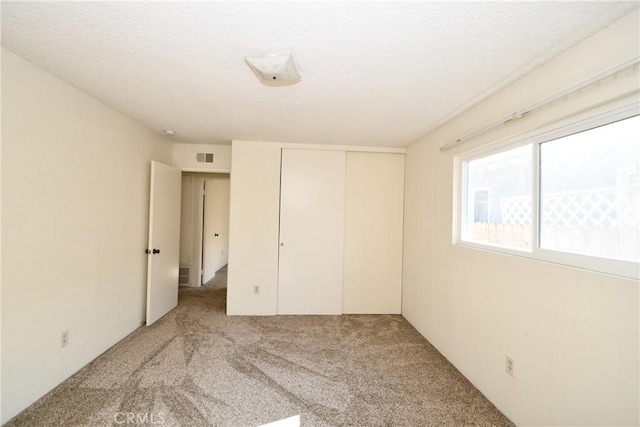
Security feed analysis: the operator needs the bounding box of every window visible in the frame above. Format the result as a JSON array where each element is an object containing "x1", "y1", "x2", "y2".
[
  {"x1": 458, "y1": 112, "x2": 639, "y2": 278},
  {"x1": 539, "y1": 117, "x2": 639, "y2": 262}
]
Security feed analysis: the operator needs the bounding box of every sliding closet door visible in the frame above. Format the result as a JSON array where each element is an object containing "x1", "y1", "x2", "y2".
[
  {"x1": 343, "y1": 152, "x2": 404, "y2": 314},
  {"x1": 278, "y1": 149, "x2": 346, "y2": 315}
]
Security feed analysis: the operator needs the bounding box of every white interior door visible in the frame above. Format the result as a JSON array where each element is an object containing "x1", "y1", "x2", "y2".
[
  {"x1": 278, "y1": 149, "x2": 345, "y2": 315},
  {"x1": 202, "y1": 175, "x2": 230, "y2": 283},
  {"x1": 146, "y1": 161, "x2": 182, "y2": 325}
]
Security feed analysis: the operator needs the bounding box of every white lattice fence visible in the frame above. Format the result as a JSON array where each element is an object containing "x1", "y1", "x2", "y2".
[
  {"x1": 500, "y1": 196, "x2": 532, "y2": 226},
  {"x1": 500, "y1": 186, "x2": 639, "y2": 227}
]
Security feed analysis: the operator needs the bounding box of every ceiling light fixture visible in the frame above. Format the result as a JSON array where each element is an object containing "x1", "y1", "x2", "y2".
[
  {"x1": 163, "y1": 130, "x2": 175, "y2": 136},
  {"x1": 245, "y1": 53, "x2": 301, "y2": 82}
]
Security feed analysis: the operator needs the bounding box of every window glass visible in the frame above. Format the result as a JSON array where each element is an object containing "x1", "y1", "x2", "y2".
[
  {"x1": 464, "y1": 145, "x2": 532, "y2": 249},
  {"x1": 540, "y1": 116, "x2": 640, "y2": 261}
]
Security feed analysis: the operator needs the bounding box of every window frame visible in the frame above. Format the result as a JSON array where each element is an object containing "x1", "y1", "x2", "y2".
[{"x1": 454, "y1": 96, "x2": 640, "y2": 279}]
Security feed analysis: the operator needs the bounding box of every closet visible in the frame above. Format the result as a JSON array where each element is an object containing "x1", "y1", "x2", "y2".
[{"x1": 227, "y1": 141, "x2": 404, "y2": 316}]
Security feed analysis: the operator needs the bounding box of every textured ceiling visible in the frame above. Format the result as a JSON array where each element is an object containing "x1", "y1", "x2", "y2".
[{"x1": 2, "y1": 2, "x2": 638, "y2": 147}]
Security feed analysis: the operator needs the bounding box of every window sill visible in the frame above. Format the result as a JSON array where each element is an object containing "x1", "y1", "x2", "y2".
[{"x1": 456, "y1": 240, "x2": 639, "y2": 280}]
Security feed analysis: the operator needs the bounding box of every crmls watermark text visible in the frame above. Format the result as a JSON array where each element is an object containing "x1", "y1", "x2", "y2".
[{"x1": 114, "y1": 412, "x2": 165, "y2": 425}]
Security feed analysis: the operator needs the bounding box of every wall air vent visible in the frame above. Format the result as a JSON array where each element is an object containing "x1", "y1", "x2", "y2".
[
  {"x1": 196, "y1": 153, "x2": 214, "y2": 163},
  {"x1": 179, "y1": 267, "x2": 190, "y2": 285}
]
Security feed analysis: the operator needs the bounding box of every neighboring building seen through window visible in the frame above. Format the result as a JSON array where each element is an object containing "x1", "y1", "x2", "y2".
[
  {"x1": 472, "y1": 190, "x2": 490, "y2": 223},
  {"x1": 464, "y1": 145, "x2": 532, "y2": 249}
]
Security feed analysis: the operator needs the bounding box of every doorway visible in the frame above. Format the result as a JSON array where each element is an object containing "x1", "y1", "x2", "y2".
[{"x1": 179, "y1": 172, "x2": 230, "y2": 287}]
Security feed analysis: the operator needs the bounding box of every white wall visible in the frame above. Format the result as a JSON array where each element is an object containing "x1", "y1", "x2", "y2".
[
  {"x1": 1, "y1": 48, "x2": 173, "y2": 423},
  {"x1": 402, "y1": 11, "x2": 639, "y2": 426},
  {"x1": 227, "y1": 141, "x2": 282, "y2": 315},
  {"x1": 172, "y1": 143, "x2": 231, "y2": 172},
  {"x1": 343, "y1": 152, "x2": 404, "y2": 314}
]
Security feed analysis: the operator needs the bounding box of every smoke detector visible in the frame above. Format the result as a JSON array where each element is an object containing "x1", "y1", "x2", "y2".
[{"x1": 245, "y1": 53, "x2": 301, "y2": 82}]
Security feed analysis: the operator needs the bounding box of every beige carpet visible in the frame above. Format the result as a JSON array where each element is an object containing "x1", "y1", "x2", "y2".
[{"x1": 7, "y1": 265, "x2": 513, "y2": 426}]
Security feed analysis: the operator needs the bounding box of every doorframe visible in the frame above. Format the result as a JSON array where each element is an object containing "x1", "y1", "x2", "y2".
[
  {"x1": 181, "y1": 168, "x2": 230, "y2": 174},
  {"x1": 179, "y1": 170, "x2": 231, "y2": 287}
]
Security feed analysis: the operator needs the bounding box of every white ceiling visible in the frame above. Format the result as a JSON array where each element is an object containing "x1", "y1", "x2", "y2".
[{"x1": 2, "y1": 2, "x2": 637, "y2": 148}]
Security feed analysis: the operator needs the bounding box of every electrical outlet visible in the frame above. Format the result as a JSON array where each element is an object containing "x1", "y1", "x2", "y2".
[
  {"x1": 253, "y1": 285, "x2": 260, "y2": 295},
  {"x1": 61, "y1": 330, "x2": 69, "y2": 348},
  {"x1": 505, "y1": 355, "x2": 514, "y2": 376}
]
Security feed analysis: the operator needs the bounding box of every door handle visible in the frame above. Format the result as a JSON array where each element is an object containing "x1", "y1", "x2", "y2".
[
  {"x1": 214, "y1": 233, "x2": 219, "y2": 237},
  {"x1": 153, "y1": 249, "x2": 160, "y2": 254},
  {"x1": 145, "y1": 249, "x2": 161, "y2": 254}
]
